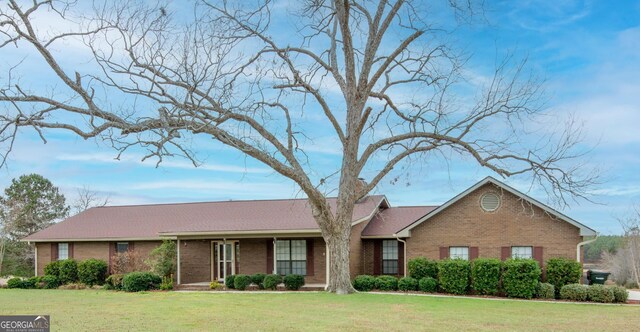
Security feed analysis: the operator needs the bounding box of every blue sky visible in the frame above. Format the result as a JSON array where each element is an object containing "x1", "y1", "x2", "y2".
[{"x1": 1, "y1": 0, "x2": 639, "y2": 234}]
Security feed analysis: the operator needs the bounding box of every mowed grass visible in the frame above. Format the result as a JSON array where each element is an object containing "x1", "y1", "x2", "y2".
[{"x1": 0, "y1": 290, "x2": 639, "y2": 331}]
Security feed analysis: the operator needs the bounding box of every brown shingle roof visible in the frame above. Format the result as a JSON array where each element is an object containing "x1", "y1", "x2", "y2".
[
  {"x1": 24, "y1": 195, "x2": 386, "y2": 241},
  {"x1": 362, "y1": 206, "x2": 438, "y2": 237}
]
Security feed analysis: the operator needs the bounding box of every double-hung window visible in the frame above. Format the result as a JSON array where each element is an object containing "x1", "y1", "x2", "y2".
[
  {"x1": 116, "y1": 242, "x2": 129, "y2": 254},
  {"x1": 58, "y1": 243, "x2": 69, "y2": 260},
  {"x1": 382, "y1": 240, "x2": 399, "y2": 274},
  {"x1": 511, "y1": 246, "x2": 533, "y2": 259},
  {"x1": 449, "y1": 246, "x2": 469, "y2": 260},
  {"x1": 276, "y1": 240, "x2": 306, "y2": 275}
]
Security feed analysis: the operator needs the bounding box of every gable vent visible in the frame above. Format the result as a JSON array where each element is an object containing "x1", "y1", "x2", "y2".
[{"x1": 480, "y1": 193, "x2": 500, "y2": 212}]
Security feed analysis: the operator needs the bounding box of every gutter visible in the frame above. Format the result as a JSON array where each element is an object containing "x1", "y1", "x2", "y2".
[
  {"x1": 394, "y1": 234, "x2": 407, "y2": 277},
  {"x1": 577, "y1": 234, "x2": 598, "y2": 263}
]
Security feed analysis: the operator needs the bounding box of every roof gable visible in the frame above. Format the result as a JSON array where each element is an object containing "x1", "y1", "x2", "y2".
[{"x1": 396, "y1": 177, "x2": 597, "y2": 237}]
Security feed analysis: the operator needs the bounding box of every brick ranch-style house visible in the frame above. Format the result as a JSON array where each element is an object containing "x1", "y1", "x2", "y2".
[{"x1": 23, "y1": 177, "x2": 596, "y2": 288}]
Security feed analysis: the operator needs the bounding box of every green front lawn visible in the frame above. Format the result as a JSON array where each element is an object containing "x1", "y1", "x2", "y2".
[{"x1": 0, "y1": 290, "x2": 638, "y2": 331}]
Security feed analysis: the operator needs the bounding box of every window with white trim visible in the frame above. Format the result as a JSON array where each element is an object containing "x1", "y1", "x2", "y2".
[
  {"x1": 58, "y1": 243, "x2": 69, "y2": 260},
  {"x1": 276, "y1": 240, "x2": 306, "y2": 275},
  {"x1": 116, "y1": 242, "x2": 129, "y2": 254},
  {"x1": 382, "y1": 240, "x2": 399, "y2": 274},
  {"x1": 449, "y1": 246, "x2": 469, "y2": 260},
  {"x1": 511, "y1": 246, "x2": 533, "y2": 259}
]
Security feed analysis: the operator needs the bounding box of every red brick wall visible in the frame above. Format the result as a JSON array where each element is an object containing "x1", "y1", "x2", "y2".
[
  {"x1": 349, "y1": 221, "x2": 368, "y2": 278},
  {"x1": 405, "y1": 183, "x2": 582, "y2": 266},
  {"x1": 179, "y1": 239, "x2": 211, "y2": 284},
  {"x1": 35, "y1": 240, "x2": 162, "y2": 276}
]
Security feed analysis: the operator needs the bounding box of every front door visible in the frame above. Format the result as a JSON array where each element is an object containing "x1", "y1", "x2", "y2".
[{"x1": 212, "y1": 241, "x2": 238, "y2": 282}]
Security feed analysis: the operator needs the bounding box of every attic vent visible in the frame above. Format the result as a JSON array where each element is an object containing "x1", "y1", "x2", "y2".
[{"x1": 480, "y1": 193, "x2": 500, "y2": 212}]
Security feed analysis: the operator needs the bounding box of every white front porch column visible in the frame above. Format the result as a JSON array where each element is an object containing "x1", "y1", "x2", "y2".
[
  {"x1": 272, "y1": 237, "x2": 277, "y2": 274},
  {"x1": 176, "y1": 239, "x2": 181, "y2": 285}
]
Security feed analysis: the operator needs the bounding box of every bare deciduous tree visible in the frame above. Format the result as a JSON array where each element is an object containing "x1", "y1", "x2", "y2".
[
  {"x1": 73, "y1": 186, "x2": 110, "y2": 215},
  {"x1": 0, "y1": 0, "x2": 596, "y2": 293}
]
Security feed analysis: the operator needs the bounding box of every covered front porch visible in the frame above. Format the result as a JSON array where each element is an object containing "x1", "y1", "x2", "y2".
[{"x1": 173, "y1": 235, "x2": 328, "y2": 288}]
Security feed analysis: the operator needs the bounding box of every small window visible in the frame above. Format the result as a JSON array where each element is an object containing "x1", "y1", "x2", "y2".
[
  {"x1": 511, "y1": 246, "x2": 533, "y2": 259},
  {"x1": 58, "y1": 243, "x2": 69, "y2": 260},
  {"x1": 480, "y1": 193, "x2": 501, "y2": 212},
  {"x1": 276, "y1": 240, "x2": 307, "y2": 275},
  {"x1": 449, "y1": 247, "x2": 469, "y2": 260},
  {"x1": 382, "y1": 240, "x2": 399, "y2": 274},
  {"x1": 116, "y1": 242, "x2": 129, "y2": 254}
]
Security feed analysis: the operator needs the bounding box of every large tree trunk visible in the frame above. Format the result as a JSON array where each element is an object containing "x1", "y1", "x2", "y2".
[{"x1": 324, "y1": 220, "x2": 355, "y2": 294}]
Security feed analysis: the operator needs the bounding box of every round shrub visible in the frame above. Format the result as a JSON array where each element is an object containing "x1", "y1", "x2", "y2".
[
  {"x1": 42, "y1": 275, "x2": 59, "y2": 289},
  {"x1": 502, "y1": 259, "x2": 541, "y2": 299},
  {"x1": 546, "y1": 258, "x2": 582, "y2": 297},
  {"x1": 263, "y1": 274, "x2": 282, "y2": 290},
  {"x1": 78, "y1": 259, "x2": 108, "y2": 287},
  {"x1": 210, "y1": 280, "x2": 222, "y2": 290},
  {"x1": 536, "y1": 282, "x2": 555, "y2": 299},
  {"x1": 353, "y1": 275, "x2": 376, "y2": 292},
  {"x1": 471, "y1": 258, "x2": 501, "y2": 295},
  {"x1": 122, "y1": 272, "x2": 161, "y2": 292},
  {"x1": 26, "y1": 276, "x2": 41, "y2": 289},
  {"x1": 7, "y1": 277, "x2": 26, "y2": 289},
  {"x1": 44, "y1": 260, "x2": 61, "y2": 278},
  {"x1": 225, "y1": 275, "x2": 236, "y2": 289},
  {"x1": 587, "y1": 284, "x2": 615, "y2": 303},
  {"x1": 283, "y1": 274, "x2": 305, "y2": 290},
  {"x1": 418, "y1": 277, "x2": 438, "y2": 293},
  {"x1": 408, "y1": 257, "x2": 438, "y2": 280},
  {"x1": 375, "y1": 275, "x2": 398, "y2": 291},
  {"x1": 560, "y1": 284, "x2": 588, "y2": 302},
  {"x1": 233, "y1": 274, "x2": 251, "y2": 290},
  {"x1": 398, "y1": 277, "x2": 418, "y2": 291},
  {"x1": 251, "y1": 273, "x2": 267, "y2": 289},
  {"x1": 58, "y1": 259, "x2": 79, "y2": 285},
  {"x1": 438, "y1": 259, "x2": 470, "y2": 295},
  {"x1": 610, "y1": 285, "x2": 629, "y2": 303},
  {"x1": 105, "y1": 274, "x2": 125, "y2": 290}
]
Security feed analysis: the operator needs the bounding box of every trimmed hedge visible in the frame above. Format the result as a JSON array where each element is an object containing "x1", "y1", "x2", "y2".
[
  {"x1": 560, "y1": 284, "x2": 588, "y2": 302},
  {"x1": 7, "y1": 277, "x2": 29, "y2": 289},
  {"x1": 105, "y1": 274, "x2": 124, "y2": 290},
  {"x1": 546, "y1": 258, "x2": 582, "y2": 297},
  {"x1": 263, "y1": 274, "x2": 282, "y2": 290},
  {"x1": 225, "y1": 275, "x2": 236, "y2": 289},
  {"x1": 42, "y1": 275, "x2": 59, "y2": 289},
  {"x1": 438, "y1": 259, "x2": 470, "y2": 295},
  {"x1": 44, "y1": 260, "x2": 61, "y2": 278},
  {"x1": 398, "y1": 277, "x2": 418, "y2": 291},
  {"x1": 471, "y1": 258, "x2": 501, "y2": 295},
  {"x1": 536, "y1": 282, "x2": 555, "y2": 299},
  {"x1": 353, "y1": 275, "x2": 376, "y2": 292},
  {"x1": 122, "y1": 272, "x2": 161, "y2": 292},
  {"x1": 408, "y1": 257, "x2": 438, "y2": 280},
  {"x1": 502, "y1": 259, "x2": 541, "y2": 299},
  {"x1": 375, "y1": 275, "x2": 398, "y2": 291},
  {"x1": 587, "y1": 284, "x2": 615, "y2": 303},
  {"x1": 58, "y1": 259, "x2": 79, "y2": 285},
  {"x1": 251, "y1": 273, "x2": 267, "y2": 289},
  {"x1": 610, "y1": 285, "x2": 629, "y2": 303},
  {"x1": 78, "y1": 259, "x2": 108, "y2": 287},
  {"x1": 283, "y1": 274, "x2": 305, "y2": 290},
  {"x1": 233, "y1": 274, "x2": 251, "y2": 290},
  {"x1": 418, "y1": 277, "x2": 438, "y2": 293}
]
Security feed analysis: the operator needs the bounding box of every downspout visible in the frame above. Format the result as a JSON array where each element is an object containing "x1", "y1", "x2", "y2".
[
  {"x1": 394, "y1": 234, "x2": 407, "y2": 277},
  {"x1": 577, "y1": 234, "x2": 598, "y2": 263}
]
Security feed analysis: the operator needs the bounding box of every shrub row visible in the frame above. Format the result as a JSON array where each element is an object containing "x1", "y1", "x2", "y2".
[
  {"x1": 353, "y1": 275, "x2": 438, "y2": 293},
  {"x1": 405, "y1": 256, "x2": 583, "y2": 299},
  {"x1": 44, "y1": 258, "x2": 108, "y2": 286},
  {"x1": 224, "y1": 273, "x2": 304, "y2": 291},
  {"x1": 560, "y1": 284, "x2": 628, "y2": 303}
]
